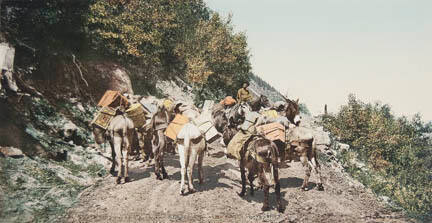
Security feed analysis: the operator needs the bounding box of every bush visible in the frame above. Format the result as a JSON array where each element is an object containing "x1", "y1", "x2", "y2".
[{"x1": 321, "y1": 94, "x2": 432, "y2": 221}]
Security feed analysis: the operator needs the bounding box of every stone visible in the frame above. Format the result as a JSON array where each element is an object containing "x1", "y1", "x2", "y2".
[
  {"x1": 0, "y1": 146, "x2": 24, "y2": 158},
  {"x1": 60, "y1": 121, "x2": 78, "y2": 143},
  {"x1": 76, "y1": 103, "x2": 85, "y2": 112},
  {"x1": 2, "y1": 70, "x2": 18, "y2": 92},
  {"x1": 337, "y1": 142, "x2": 350, "y2": 152}
]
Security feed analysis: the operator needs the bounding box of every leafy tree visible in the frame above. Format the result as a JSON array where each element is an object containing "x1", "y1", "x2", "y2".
[{"x1": 322, "y1": 94, "x2": 432, "y2": 220}]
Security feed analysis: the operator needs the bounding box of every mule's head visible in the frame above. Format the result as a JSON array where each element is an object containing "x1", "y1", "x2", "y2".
[
  {"x1": 214, "y1": 112, "x2": 228, "y2": 133},
  {"x1": 91, "y1": 123, "x2": 107, "y2": 145},
  {"x1": 282, "y1": 97, "x2": 301, "y2": 126}
]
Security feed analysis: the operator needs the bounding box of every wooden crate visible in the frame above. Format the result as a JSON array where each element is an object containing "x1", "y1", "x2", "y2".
[
  {"x1": 256, "y1": 122, "x2": 285, "y2": 142},
  {"x1": 126, "y1": 103, "x2": 148, "y2": 128},
  {"x1": 92, "y1": 107, "x2": 116, "y2": 129}
]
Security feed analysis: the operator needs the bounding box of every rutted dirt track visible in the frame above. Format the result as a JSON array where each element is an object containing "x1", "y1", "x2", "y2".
[{"x1": 64, "y1": 144, "x2": 411, "y2": 223}]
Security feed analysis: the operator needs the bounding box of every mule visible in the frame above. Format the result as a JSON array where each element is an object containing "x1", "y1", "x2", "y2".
[
  {"x1": 223, "y1": 103, "x2": 284, "y2": 212},
  {"x1": 285, "y1": 126, "x2": 324, "y2": 191},
  {"x1": 91, "y1": 108, "x2": 135, "y2": 184},
  {"x1": 223, "y1": 125, "x2": 284, "y2": 212},
  {"x1": 149, "y1": 104, "x2": 170, "y2": 180},
  {"x1": 91, "y1": 124, "x2": 116, "y2": 175},
  {"x1": 108, "y1": 112, "x2": 135, "y2": 184},
  {"x1": 176, "y1": 123, "x2": 207, "y2": 195}
]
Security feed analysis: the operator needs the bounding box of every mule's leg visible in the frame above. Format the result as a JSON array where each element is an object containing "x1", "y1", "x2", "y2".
[
  {"x1": 161, "y1": 160, "x2": 169, "y2": 179},
  {"x1": 178, "y1": 143, "x2": 187, "y2": 195},
  {"x1": 109, "y1": 140, "x2": 116, "y2": 176},
  {"x1": 300, "y1": 155, "x2": 311, "y2": 190},
  {"x1": 157, "y1": 131, "x2": 168, "y2": 180},
  {"x1": 187, "y1": 144, "x2": 198, "y2": 193},
  {"x1": 238, "y1": 159, "x2": 247, "y2": 197},
  {"x1": 197, "y1": 149, "x2": 205, "y2": 184},
  {"x1": 113, "y1": 134, "x2": 123, "y2": 184},
  {"x1": 258, "y1": 169, "x2": 270, "y2": 211},
  {"x1": 152, "y1": 133, "x2": 162, "y2": 180},
  {"x1": 311, "y1": 157, "x2": 324, "y2": 191},
  {"x1": 272, "y1": 162, "x2": 284, "y2": 212},
  {"x1": 124, "y1": 131, "x2": 132, "y2": 183},
  {"x1": 137, "y1": 130, "x2": 147, "y2": 162},
  {"x1": 248, "y1": 170, "x2": 255, "y2": 196}
]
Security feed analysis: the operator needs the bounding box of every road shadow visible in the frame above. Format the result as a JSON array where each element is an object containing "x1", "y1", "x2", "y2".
[
  {"x1": 280, "y1": 177, "x2": 317, "y2": 190},
  {"x1": 169, "y1": 162, "x2": 236, "y2": 196}
]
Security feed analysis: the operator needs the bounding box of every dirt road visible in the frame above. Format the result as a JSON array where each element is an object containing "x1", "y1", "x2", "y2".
[{"x1": 64, "y1": 144, "x2": 410, "y2": 223}]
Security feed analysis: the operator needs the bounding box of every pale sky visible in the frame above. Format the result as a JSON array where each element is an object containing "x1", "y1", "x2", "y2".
[{"x1": 205, "y1": 0, "x2": 432, "y2": 121}]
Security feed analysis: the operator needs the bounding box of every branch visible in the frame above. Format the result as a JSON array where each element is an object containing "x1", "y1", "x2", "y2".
[{"x1": 71, "y1": 54, "x2": 88, "y2": 87}]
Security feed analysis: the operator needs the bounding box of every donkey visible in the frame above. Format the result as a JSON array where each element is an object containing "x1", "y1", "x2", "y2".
[
  {"x1": 176, "y1": 122, "x2": 207, "y2": 195},
  {"x1": 223, "y1": 104, "x2": 284, "y2": 212},
  {"x1": 285, "y1": 126, "x2": 324, "y2": 191},
  {"x1": 91, "y1": 124, "x2": 116, "y2": 175},
  {"x1": 149, "y1": 104, "x2": 170, "y2": 180},
  {"x1": 91, "y1": 107, "x2": 135, "y2": 184},
  {"x1": 171, "y1": 103, "x2": 213, "y2": 195}
]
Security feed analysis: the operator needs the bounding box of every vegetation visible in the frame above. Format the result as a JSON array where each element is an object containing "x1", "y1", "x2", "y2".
[
  {"x1": 2, "y1": 0, "x2": 251, "y2": 102},
  {"x1": 321, "y1": 94, "x2": 432, "y2": 221}
]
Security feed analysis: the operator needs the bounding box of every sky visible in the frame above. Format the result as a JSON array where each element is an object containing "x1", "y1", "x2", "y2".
[{"x1": 205, "y1": 0, "x2": 432, "y2": 121}]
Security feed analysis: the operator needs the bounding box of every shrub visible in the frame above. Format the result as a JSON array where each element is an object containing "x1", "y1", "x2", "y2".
[{"x1": 321, "y1": 94, "x2": 432, "y2": 221}]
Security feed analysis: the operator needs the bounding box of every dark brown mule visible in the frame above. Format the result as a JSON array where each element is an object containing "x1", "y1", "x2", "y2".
[
  {"x1": 224, "y1": 126, "x2": 284, "y2": 213},
  {"x1": 149, "y1": 105, "x2": 170, "y2": 180}
]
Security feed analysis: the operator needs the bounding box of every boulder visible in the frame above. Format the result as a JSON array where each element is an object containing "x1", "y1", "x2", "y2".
[
  {"x1": 59, "y1": 121, "x2": 79, "y2": 144},
  {"x1": 0, "y1": 146, "x2": 24, "y2": 158},
  {"x1": 336, "y1": 142, "x2": 350, "y2": 152}
]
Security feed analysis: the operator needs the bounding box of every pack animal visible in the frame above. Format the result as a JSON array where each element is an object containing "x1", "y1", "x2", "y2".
[
  {"x1": 176, "y1": 123, "x2": 207, "y2": 195},
  {"x1": 91, "y1": 107, "x2": 135, "y2": 184},
  {"x1": 149, "y1": 105, "x2": 170, "y2": 180},
  {"x1": 223, "y1": 104, "x2": 284, "y2": 212},
  {"x1": 286, "y1": 126, "x2": 324, "y2": 191}
]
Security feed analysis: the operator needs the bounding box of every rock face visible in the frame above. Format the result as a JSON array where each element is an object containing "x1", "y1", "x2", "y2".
[
  {"x1": 27, "y1": 59, "x2": 134, "y2": 103},
  {"x1": 83, "y1": 61, "x2": 134, "y2": 100}
]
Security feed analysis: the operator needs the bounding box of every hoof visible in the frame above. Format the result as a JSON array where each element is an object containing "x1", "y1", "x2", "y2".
[
  {"x1": 180, "y1": 189, "x2": 186, "y2": 196},
  {"x1": 301, "y1": 186, "x2": 309, "y2": 191},
  {"x1": 261, "y1": 205, "x2": 270, "y2": 212},
  {"x1": 155, "y1": 174, "x2": 163, "y2": 180},
  {"x1": 317, "y1": 183, "x2": 324, "y2": 191},
  {"x1": 110, "y1": 169, "x2": 116, "y2": 176},
  {"x1": 124, "y1": 177, "x2": 131, "y2": 183},
  {"x1": 162, "y1": 173, "x2": 169, "y2": 180},
  {"x1": 188, "y1": 188, "x2": 196, "y2": 194},
  {"x1": 116, "y1": 177, "x2": 121, "y2": 184},
  {"x1": 237, "y1": 192, "x2": 245, "y2": 197},
  {"x1": 277, "y1": 206, "x2": 285, "y2": 213}
]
